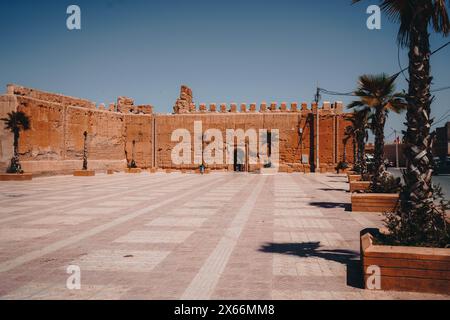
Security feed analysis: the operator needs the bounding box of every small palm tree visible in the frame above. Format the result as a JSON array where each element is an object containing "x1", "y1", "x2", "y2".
[
  {"x1": 349, "y1": 74, "x2": 407, "y2": 191},
  {"x1": 82, "y1": 131, "x2": 88, "y2": 170},
  {"x1": 1, "y1": 111, "x2": 31, "y2": 173},
  {"x1": 345, "y1": 108, "x2": 371, "y2": 175},
  {"x1": 353, "y1": 0, "x2": 450, "y2": 247}
]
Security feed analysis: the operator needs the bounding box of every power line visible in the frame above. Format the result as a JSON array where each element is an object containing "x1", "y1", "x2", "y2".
[
  {"x1": 397, "y1": 44, "x2": 409, "y2": 82},
  {"x1": 432, "y1": 109, "x2": 450, "y2": 128},
  {"x1": 432, "y1": 116, "x2": 450, "y2": 128},
  {"x1": 317, "y1": 41, "x2": 450, "y2": 100},
  {"x1": 392, "y1": 41, "x2": 450, "y2": 79},
  {"x1": 431, "y1": 86, "x2": 450, "y2": 93}
]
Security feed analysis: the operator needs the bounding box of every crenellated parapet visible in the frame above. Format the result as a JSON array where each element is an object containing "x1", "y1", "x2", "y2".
[
  {"x1": 171, "y1": 85, "x2": 344, "y2": 115},
  {"x1": 176, "y1": 100, "x2": 344, "y2": 114}
]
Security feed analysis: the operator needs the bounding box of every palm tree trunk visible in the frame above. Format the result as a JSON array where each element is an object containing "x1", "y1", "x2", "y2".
[
  {"x1": 371, "y1": 107, "x2": 387, "y2": 191},
  {"x1": 401, "y1": 14, "x2": 434, "y2": 213},
  {"x1": 13, "y1": 130, "x2": 19, "y2": 160},
  {"x1": 343, "y1": 141, "x2": 347, "y2": 162},
  {"x1": 82, "y1": 132, "x2": 88, "y2": 170},
  {"x1": 9, "y1": 129, "x2": 21, "y2": 173},
  {"x1": 356, "y1": 132, "x2": 367, "y2": 174}
]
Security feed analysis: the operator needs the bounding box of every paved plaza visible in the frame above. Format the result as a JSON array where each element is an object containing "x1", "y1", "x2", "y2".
[{"x1": 0, "y1": 172, "x2": 448, "y2": 300}]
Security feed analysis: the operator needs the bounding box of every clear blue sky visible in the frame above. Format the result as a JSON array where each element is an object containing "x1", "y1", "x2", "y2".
[{"x1": 1, "y1": 0, "x2": 449, "y2": 141}]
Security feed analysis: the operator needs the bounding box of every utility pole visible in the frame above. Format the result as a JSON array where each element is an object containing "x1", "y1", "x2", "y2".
[
  {"x1": 395, "y1": 130, "x2": 399, "y2": 168},
  {"x1": 391, "y1": 127, "x2": 399, "y2": 168},
  {"x1": 314, "y1": 87, "x2": 321, "y2": 172}
]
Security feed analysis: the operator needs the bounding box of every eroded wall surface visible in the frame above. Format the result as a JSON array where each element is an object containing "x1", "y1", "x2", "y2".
[{"x1": 0, "y1": 85, "x2": 153, "y2": 174}]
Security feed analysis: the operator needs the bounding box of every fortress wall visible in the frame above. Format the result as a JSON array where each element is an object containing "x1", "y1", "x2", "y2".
[
  {"x1": 124, "y1": 114, "x2": 153, "y2": 169},
  {"x1": 0, "y1": 85, "x2": 153, "y2": 175},
  {"x1": 154, "y1": 102, "x2": 350, "y2": 173},
  {"x1": 9, "y1": 84, "x2": 96, "y2": 109},
  {"x1": 0, "y1": 85, "x2": 354, "y2": 175},
  {"x1": 0, "y1": 95, "x2": 18, "y2": 171}
]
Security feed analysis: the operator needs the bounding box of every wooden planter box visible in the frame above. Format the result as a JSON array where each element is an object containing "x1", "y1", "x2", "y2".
[
  {"x1": 73, "y1": 170, "x2": 95, "y2": 177},
  {"x1": 351, "y1": 193, "x2": 399, "y2": 212},
  {"x1": 361, "y1": 231, "x2": 450, "y2": 295},
  {"x1": 348, "y1": 174, "x2": 362, "y2": 183},
  {"x1": 126, "y1": 168, "x2": 142, "y2": 174},
  {"x1": 350, "y1": 181, "x2": 371, "y2": 193},
  {"x1": 0, "y1": 173, "x2": 33, "y2": 181}
]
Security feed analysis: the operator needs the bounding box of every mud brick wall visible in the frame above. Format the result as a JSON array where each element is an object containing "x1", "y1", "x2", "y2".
[
  {"x1": 157, "y1": 100, "x2": 353, "y2": 172},
  {"x1": 0, "y1": 84, "x2": 354, "y2": 174},
  {"x1": 0, "y1": 85, "x2": 153, "y2": 174},
  {"x1": 125, "y1": 114, "x2": 153, "y2": 168}
]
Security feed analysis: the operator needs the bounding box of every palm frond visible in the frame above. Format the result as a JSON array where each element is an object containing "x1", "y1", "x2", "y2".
[
  {"x1": 432, "y1": 0, "x2": 450, "y2": 35},
  {"x1": 1, "y1": 111, "x2": 31, "y2": 133}
]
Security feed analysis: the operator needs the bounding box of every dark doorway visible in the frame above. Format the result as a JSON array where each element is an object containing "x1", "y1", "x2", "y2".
[{"x1": 234, "y1": 147, "x2": 246, "y2": 172}]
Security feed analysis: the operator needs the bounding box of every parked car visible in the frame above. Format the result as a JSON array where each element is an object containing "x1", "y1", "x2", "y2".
[{"x1": 434, "y1": 156, "x2": 450, "y2": 175}]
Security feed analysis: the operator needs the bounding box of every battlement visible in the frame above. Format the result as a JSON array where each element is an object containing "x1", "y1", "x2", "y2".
[
  {"x1": 179, "y1": 101, "x2": 344, "y2": 114},
  {"x1": 172, "y1": 85, "x2": 343, "y2": 115},
  {"x1": 6, "y1": 84, "x2": 153, "y2": 115}
]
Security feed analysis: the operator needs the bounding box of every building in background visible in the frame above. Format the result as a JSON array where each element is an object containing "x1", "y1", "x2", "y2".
[
  {"x1": 384, "y1": 140, "x2": 407, "y2": 168},
  {"x1": 434, "y1": 122, "x2": 450, "y2": 160}
]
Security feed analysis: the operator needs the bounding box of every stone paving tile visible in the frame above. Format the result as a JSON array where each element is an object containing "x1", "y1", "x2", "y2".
[
  {"x1": 27, "y1": 216, "x2": 93, "y2": 226},
  {"x1": 147, "y1": 217, "x2": 207, "y2": 228},
  {"x1": 0, "y1": 228, "x2": 58, "y2": 241},
  {"x1": 0, "y1": 173, "x2": 448, "y2": 300},
  {"x1": 114, "y1": 230, "x2": 194, "y2": 244},
  {"x1": 64, "y1": 207, "x2": 122, "y2": 215},
  {"x1": 71, "y1": 249, "x2": 170, "y2": 272}
]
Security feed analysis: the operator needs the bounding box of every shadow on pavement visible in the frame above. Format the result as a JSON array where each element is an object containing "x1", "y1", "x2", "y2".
[
  {"x1": 318, "y1": 188, "x2": 348, "y2": 192},
  {"x1": 308, "y1": 201, "x2": 352, "y2": 211},
  {"x1": 259, "y1": 242, "x2": 363, "y2": 289}
]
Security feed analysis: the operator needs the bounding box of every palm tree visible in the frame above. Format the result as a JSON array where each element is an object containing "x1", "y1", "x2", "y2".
[
  {"x1": 82, "y1": 131, "x2": 88, "y2": 170},
  {"x1": 343, "y1": 125, "x2": 355, "y2": 163},
  {"x1": 344, "y1": 108, "x2": 371, "y2": 174},
  {"x1": 353, "y1": 1, "x2": 449, "y2": 247},
  {"x1": 349, "y1": 74, "x2": 407, "y2": 192},
  {"x1": 1, "y1": 111, "x2": 31, "y2": 173}
]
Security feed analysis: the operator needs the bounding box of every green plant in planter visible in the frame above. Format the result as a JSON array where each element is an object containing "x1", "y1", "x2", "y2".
[
  {"x1": 1, "y1": 111, "x2": 31, "y2": 174},
  {"x1": 336, "y1": 161, "x2": 349, "y2": 173},
  {"x1": 370, "y1": 171, "x2": 402, "y2": 194},
  {"x1": 383, "y1": 185, "x2": 450, "y2": 248}
]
